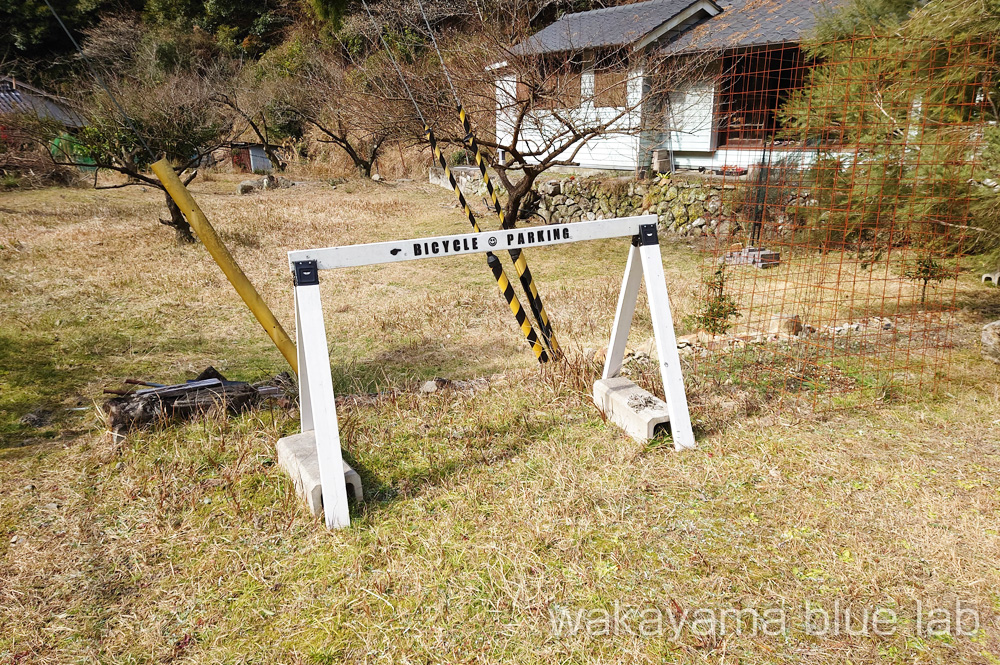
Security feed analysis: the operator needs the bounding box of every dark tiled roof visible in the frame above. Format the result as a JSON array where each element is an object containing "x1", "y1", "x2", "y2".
[
  {"x1": 662, "y1": 0, "x2": 848, "y2": 54},
  {"x1": 514, "y1": 0, "x2": 716, "y2": 55},
  {"x1": 0, "y1": 77, "x2": 85, "y2": 128}
]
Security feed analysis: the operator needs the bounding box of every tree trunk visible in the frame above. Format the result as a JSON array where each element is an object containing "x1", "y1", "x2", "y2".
[
  {"x1": 503, "y1": 171, "x2": 539, "y2": 229},
  {"x1": 161, "y1": 190, "x2": 195, "y2": 243}
]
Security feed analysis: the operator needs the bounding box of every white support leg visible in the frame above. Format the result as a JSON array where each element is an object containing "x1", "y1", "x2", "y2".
[
  {"x1": 295, "y1": 289, "x2": 313, "y2": 433},
  {"x1": 293, "y1": 282, "x2": 351, "y2": 528},
  {"x1": 637, "y1": 231, "x2": 696, "y2": 451},
  {"x1": 602, "y1": 243, "x2": 643, "y2": 380}
]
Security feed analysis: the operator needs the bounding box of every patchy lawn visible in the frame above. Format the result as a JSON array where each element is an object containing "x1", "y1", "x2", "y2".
[{"x1": 1, "y1": 172, "x2": 999, "y2": 664}]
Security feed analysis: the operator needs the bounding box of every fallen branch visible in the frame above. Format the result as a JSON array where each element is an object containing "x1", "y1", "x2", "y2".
[{"x1": 104, "y1": 367, "x2": 268, "y2": 433}]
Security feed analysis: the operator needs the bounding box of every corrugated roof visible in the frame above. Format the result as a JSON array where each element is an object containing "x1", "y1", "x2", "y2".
[
  {"x1": 0, "y1": 77, "x2": 85, "y2": 128},
  {"x1": 662, "y1": 0, "x2": 848, "y2": 54},
  {"x1": 514, "y1": 0, "x2": 716, "y2": 55}
]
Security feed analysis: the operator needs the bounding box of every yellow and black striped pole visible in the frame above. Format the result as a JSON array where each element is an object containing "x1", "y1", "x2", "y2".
[
  {"x1": 457, "y1": 106, "x2": 562, "y2": 359},
  {"x1": 358, "y1": 0, "x2": 546, "y2": 363},
  {"x1": 426, "y1": 125, "x2": 548, "y2": 363},
  {"x1": 413, "y1": 0, "x2": 561, "y2": 360}
]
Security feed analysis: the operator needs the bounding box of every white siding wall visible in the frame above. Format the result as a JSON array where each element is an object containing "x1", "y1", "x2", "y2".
[
  {"x1": 671, "y1": 147, "x2": 822, "y2": 171},
  {"x1": 494, "y1": 60, "x2": 817, "y2": 174},
  {"x1": 665, "y1": 80, "x2": 716, "y2": 152},
  {"x1": 495, "y1": 64, "x2": 644, "y2": 171}
]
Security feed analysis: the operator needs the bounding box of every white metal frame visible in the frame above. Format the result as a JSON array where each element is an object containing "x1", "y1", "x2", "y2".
[{"x1": 289, "y1": 214, "x2": 694, "y2": 528}]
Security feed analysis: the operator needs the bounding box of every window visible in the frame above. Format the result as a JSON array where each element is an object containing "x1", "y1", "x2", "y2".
[
  {"x1": 716, "y1": 45, "x2": 804, "y2": 147},
  {"x1": 594, "y1": 68, "x2": 628, "y2": 108},
  {"x1": 517, "y1": 56, "x2": 582, "y2": 110}
]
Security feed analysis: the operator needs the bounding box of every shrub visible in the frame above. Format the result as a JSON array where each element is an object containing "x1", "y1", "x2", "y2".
[
  {"x1": 448, "y1": 148, "x2": 472, "y2": 167},
  {"x1": 692, "y1": 266, "x2": 741, "y2": 335},
  {"x1": 902, "y1": 255, "x2": 950, "y2": 304}
]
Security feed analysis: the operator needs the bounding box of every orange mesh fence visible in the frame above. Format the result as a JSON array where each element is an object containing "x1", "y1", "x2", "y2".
[{"x1": 683, "y1": 34, "x2": 995, "y2": 407}]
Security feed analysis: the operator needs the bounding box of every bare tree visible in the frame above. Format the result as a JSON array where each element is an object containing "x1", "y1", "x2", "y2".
[{"x1": 275, "y1": 48, "x2": 416, "y2": 178}]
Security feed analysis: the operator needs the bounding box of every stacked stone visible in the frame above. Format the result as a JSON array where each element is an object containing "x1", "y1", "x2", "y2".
[{"x1": 535, "y1": 174, "x2": 739, "y2": 238}]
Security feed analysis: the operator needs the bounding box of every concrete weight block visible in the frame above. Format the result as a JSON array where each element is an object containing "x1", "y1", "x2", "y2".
[
  {"x1": 276, "y1": 431, "x2": 362, "y2": 518},
  {"x1": 594, "y1": 377, "x2": 671, "y2": 443}
]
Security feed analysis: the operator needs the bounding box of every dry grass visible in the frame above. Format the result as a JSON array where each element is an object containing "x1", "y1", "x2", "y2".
[{"x1": 1, "y1": 172, "x2": 1000, "y2": 664}]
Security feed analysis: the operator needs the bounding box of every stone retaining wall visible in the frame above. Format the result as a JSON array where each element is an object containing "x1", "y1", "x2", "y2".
[
  {"x1": 536, "y1": 174, "x2": 738, "y2": 238},
  {"x1": 429, "y1": 166, "x2": 483, "y2": 197}
]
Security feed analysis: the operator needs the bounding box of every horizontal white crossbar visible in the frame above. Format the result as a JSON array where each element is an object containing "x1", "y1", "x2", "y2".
[{"x1": 288, "y1": 215, "x2": 656, "y2": 270}]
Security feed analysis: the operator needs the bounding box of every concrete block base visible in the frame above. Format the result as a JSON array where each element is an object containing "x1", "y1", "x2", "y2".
[
  {"x1": 594, "y1": 377, "x2": 671, "y2": 443},
  {"x1": 276, "y1": 431, "x2": 362, "y2": 518},
  {"x1": 721, "y1": 246, "x2": 780, "y2": 269}
]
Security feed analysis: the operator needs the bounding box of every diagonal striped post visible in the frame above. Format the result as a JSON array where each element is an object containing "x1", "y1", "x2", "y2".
[
  {"x1": 425, "y1": 125, "x2": 548, "y2": 363},
  {"x1": 412, "y1": 0, "x2": 560, "y2": 358},
  {"x1": 458, "y1": 106, "x2": 562, "y2": 359}
]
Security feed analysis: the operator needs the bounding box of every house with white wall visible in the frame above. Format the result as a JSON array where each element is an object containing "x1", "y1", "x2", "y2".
[{"x1": 493, "y1": 0, "x2": 845, "y2": 174}]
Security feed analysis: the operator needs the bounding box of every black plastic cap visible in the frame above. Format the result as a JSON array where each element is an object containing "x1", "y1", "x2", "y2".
[
  {"x1": 637, "y1": 223, "x2": 659, "y2": 246},
  {"x1": 293, "y1": 260, "x2": 319, "y2": 286}
]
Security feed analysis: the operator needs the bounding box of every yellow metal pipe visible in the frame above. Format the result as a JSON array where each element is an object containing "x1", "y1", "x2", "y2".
[{"x1": 150, "y1": 158, "x2": 299, "y2": 374}]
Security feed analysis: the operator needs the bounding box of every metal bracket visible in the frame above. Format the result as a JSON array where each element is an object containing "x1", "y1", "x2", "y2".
[
  {"x1": 637, "y1": 223, "x2": 659, "y2": 247},
  {"x1": 293, "y1": 260, "x2": 319, "y2": 286}
]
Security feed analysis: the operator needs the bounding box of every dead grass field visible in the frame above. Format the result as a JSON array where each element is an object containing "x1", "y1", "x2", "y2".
[{"x1": 2, "y1": 172, "x2": 1000, "y2": 664}]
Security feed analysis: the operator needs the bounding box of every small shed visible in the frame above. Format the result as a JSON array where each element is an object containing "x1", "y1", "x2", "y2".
[
  {"x1": 0, "y1": 77, "x2": 84, "y2": 128},
  {"x1": 231, "y1": 142, "x2": 275, "y2": 173}
]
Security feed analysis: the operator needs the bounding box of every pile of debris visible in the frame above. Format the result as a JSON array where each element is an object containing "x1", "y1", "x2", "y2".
[
  {"x1": 676, "y1": 315, "x2": 901, "y2": 355},
  {"x1": 237, "y1": 175, "x2": 295, "y2": 195},
  {"x1": 582, "y1": 313, "x2": 939, "y2": 366},
  {"x1": 104, "y1": 367, "x2": 291, "y2": 436}
]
